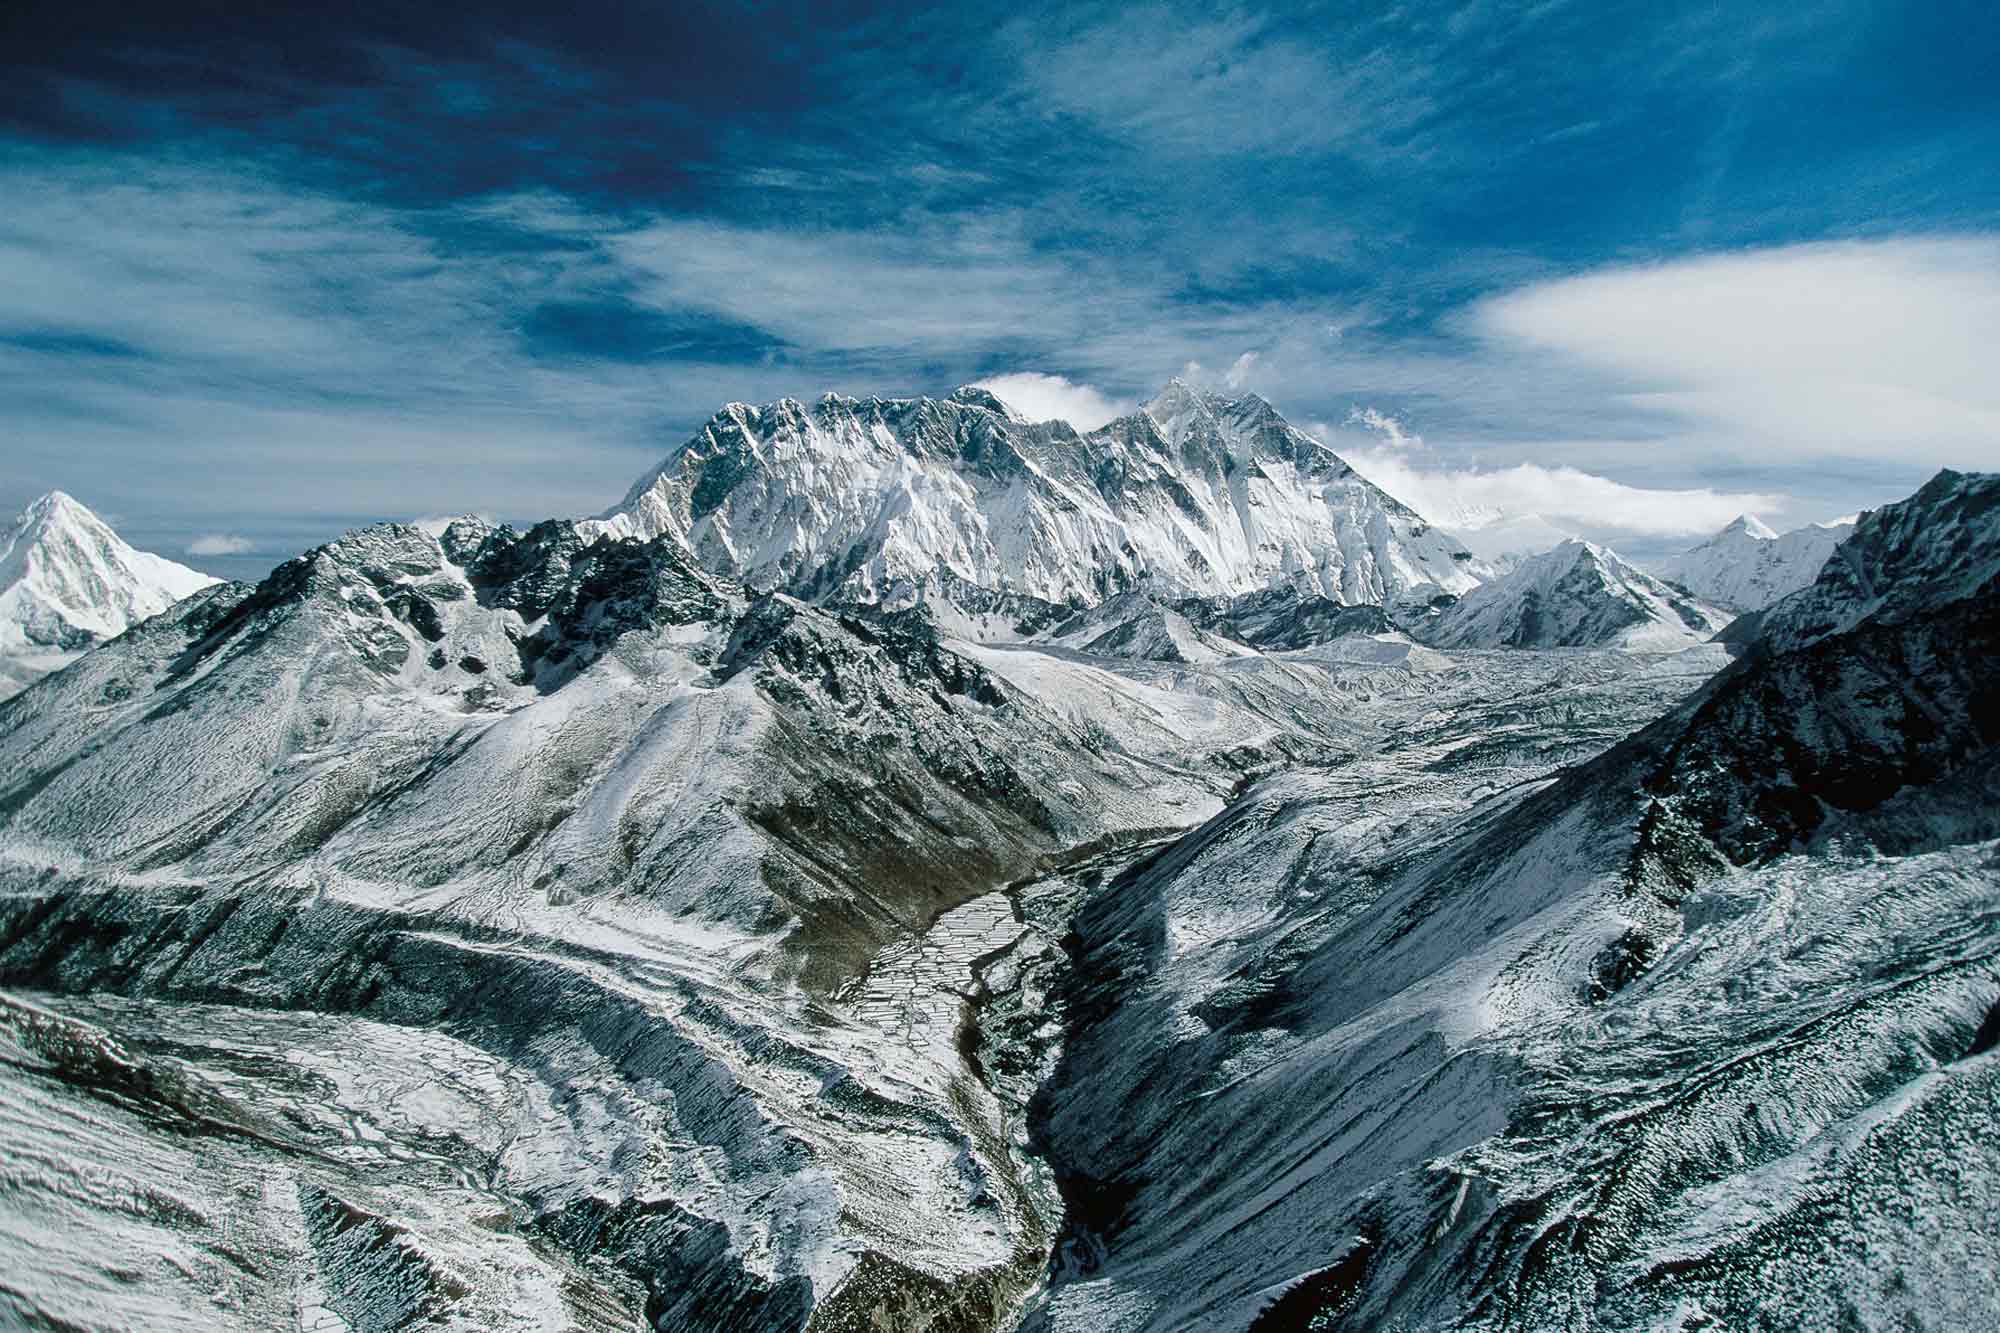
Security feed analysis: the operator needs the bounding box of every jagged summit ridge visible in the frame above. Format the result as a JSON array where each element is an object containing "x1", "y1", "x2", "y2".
[
  {"x1": 1424, "y1": 537, "x2": 1732, "y2": 650},
  {"x1": 588, "y1": 380, "x2": 1484, "y2": 630},
  {"x1": 0, "y1": 490, "x2": 218, "y2": 698}
]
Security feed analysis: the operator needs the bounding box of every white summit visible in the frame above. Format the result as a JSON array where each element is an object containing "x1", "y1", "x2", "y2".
[{"x1": 0, "y1": 491, "x2": 219, "y2": 699}]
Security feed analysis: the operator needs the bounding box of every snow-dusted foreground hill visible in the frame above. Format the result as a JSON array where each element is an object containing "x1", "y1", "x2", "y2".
[
  {"x1": 1020, "y1": 469, "x2": 2000, "y2": 1330},
  {"x1": 0, "y1": 491, "x2": 217, "y2": 699},
  {"x1": 0, "y1": 466, "x2": 1994, "y2": 1330}
]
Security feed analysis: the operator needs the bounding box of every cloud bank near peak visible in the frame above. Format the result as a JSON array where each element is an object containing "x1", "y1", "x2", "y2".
[
  {"x1": 971, "y1": 373, "x2": 1135, "y2": 429},
  {"x1": 1324, "y1": 408, "x2": 1787, "y2": 557}
]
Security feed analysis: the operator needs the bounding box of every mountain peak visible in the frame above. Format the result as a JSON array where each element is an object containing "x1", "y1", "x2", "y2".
[
  {"x1": 1, "y1": 491, "x2": 222, "y2": 697},
  {"x1": 1425, "y1": 536, "x2": 1729, "y2": 651},
  {"x1": 947, "y1": 385, "x2": 1024, "y2": 420},
  {"x1": 14, "y1": 489, "x2": 104, "y2": 539},
  {"x1": 1142, "y1": 375, "x2": 1211, "y2": 423},
  {"x1": 1720, "y1": 513, "x2": 1779, "y2": 540},
  {"x1": 1653, "y1": 511, "x2": 1856, "y2": 613}
]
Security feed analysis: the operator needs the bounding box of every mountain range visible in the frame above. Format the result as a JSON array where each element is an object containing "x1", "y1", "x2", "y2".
[
  {"x1": 588, "y1": 380, "x2": 1486, "y2": 632},
  {"x1": 0, "y1": 381, "x2": 1994, "y2": 1332}
]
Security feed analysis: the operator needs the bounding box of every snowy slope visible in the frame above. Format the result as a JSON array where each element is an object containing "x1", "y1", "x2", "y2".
[
  {"x1": 1019, "y1": 469, "x2": 2000, "y2": 1333},
  {"x1": 0, "y1": 513, "x2": 1258, "y2": 1329},
  {"x1": 588, "y1": 379, "x2": 1484, "y2": 628},
  {"x1": 2, "y1": 461, "x2": 1992, "y2": 1331},
  {"x1": 1651, "y1": 512, "x2": 1854, "y2": 612},
  {"x1": 0, "y1": 491, "x2": 217, "y2": 697},
  {"x1": 1037, "y1": 592, "x2": 1261, "y2": 665},
  {"x1": 1423, "y1": 538, "x2": 1733, "y2": 650}
]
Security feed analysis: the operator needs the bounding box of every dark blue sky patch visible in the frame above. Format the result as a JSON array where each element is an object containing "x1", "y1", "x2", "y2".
[
  {"x1": 2, "y1": 330, "x2": 151, "y2": 360},
  {"x1": 519, "y1": 299, "x2": 789, "y2": 364}
]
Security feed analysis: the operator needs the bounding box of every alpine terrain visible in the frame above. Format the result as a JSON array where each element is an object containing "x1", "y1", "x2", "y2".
[
  {"x1": 0, "y1": 377, "x2": 1994, "y2": 1332},
  {"x1": 0, "y1": 491, "x2": 218, "y2": 699}
]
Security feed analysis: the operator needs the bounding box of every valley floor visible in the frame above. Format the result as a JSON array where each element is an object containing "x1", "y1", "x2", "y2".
[{"x1": 0, "y1": 639, "x2": 1761, "y2": 1331}]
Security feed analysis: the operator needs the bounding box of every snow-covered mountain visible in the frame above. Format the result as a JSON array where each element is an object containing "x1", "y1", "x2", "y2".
[
  {"x1": 2, "y1": 466, "x2": 1993, "y2": 1331},
  {"x1": 589, "y1": 379, "x2": 1485, "y2": 628},
  {"x1": 1651, "y1": 512, "x2": 1855, "y2": 612},
  {"x1": 1037, "y1": 591, "x2": 1260, "y2": 665},
  {"x1": 1421, "y1": 538, "x2": 1733, "y2": 650},
  {"x1": 0, "y1": 491, "x2": 218, "y2": 698}
]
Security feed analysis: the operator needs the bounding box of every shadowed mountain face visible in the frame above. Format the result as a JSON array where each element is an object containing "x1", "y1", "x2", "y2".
[{"x1": 0, "y1": 434, "x2": 1992, "y2": 1327}]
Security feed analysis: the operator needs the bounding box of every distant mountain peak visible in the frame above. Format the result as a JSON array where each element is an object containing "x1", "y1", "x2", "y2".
[
  {"x1": 1721, "y1": 512, "x2": 1779, "y2": 540},
  {"x1": 1, "y1": 490, "x2": 221, "y2": 698},
  {"x1": 1423, "y1": 537, "x2": 1730, "y2": 651},
  {"x1": 1651, "y1": 510, "x2": 1856, "y2": 614},
  {"x1": 946, "y1": 385, "x2": 1023, "y2": 419}
]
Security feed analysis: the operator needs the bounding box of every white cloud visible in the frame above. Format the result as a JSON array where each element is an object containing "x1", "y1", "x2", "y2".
[
  {"x1": 187, "y1": 533, "x2": 254, "y2": 556},
  {"x1": 1318, "y1": 407, "x2": 1785, "y2": 546},
  {"x1": 1472, "y1": 236, "x2": 2000, "y2": 468},
  {"x1": 1340, "y1": 446, "x2": 1785, "y2": 539},
  {"x1": 1223, "y1": 351, "x2": 1259, "y2": 388},
  {"x1": 1344, "y1": 405, "x2": 1423, "y2": 450},
  {"x1": 1000, "y1": 9, "x2": 1434, "y2": 161},
  {"x1": 971, "y1": 373, "x2": 1134, "y2": 429}
]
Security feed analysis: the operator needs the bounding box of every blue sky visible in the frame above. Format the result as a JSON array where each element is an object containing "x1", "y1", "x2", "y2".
[{"x1": 3, "y1": 0, "x2": 1996, "y2": 576}]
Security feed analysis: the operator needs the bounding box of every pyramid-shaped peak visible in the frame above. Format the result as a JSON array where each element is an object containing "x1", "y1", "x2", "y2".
[
  {"x1": 18, "y1": 490, "x2": 101, "y2": 528},
  {"x1": 1145, "y1": 376, "x2": 1210, "y2": 416},
  {"x1": 1549, "y1": 537, "x2": 1611, "y2": 564},
  {"x1": 947, "y1": 385, "x2": 1024, "y2": 420},
  {"x1": 1721, "y1": 513, "x2": 1778, "y2": 540}
]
